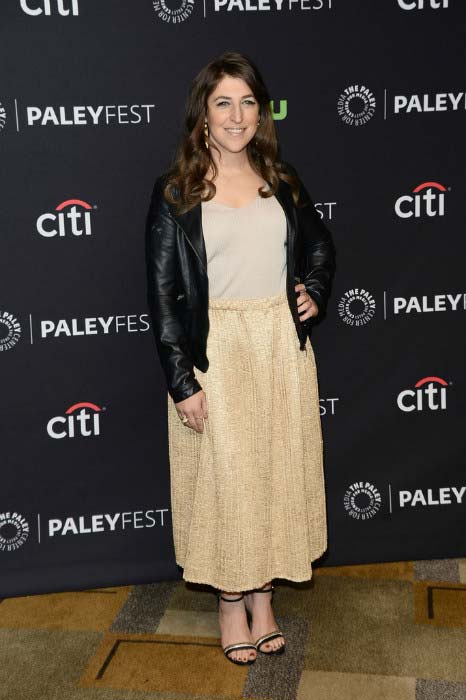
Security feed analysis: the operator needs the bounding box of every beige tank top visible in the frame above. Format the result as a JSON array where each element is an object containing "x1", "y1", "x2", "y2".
[{"x1": 201, "y1": 189, "x2": 287, "y2": 299}]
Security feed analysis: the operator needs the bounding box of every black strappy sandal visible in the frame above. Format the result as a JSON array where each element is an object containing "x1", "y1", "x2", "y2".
[
  {"x1": 244, "y1": 585, "x2": 286, "y2": 655},
  {"x1": 217, "y1": 592, "x2": 257, "y2": 665}
]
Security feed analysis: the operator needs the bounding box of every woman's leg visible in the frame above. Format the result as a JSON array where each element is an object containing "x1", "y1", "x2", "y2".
[
  {"x1": 218, "y1": 589, "x2": 257, "y2": 663},
  {"x1": 243, "y1": 581, "x2": 285, "y2": 652}
]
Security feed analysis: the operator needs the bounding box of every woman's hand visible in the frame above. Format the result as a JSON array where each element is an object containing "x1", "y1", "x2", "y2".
[
  {"x1": 295, "y1": 283, "x2": 319, "y2": 322},
  {"x1": 175, "y1": 390, "x2": 208, "y2": 434}
]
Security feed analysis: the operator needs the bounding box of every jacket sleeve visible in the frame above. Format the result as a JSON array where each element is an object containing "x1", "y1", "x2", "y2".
[
  {"x1": 286, "y1": 162, "x2": 337, "y2": 326},
  {"x1": 145, "y1": 176, "x2": 203, "y2": 404}
]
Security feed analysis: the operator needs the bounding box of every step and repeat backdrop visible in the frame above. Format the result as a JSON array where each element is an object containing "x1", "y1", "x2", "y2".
[{"x1": 1, "y1": 0, "x2": 465, "y2": 597}]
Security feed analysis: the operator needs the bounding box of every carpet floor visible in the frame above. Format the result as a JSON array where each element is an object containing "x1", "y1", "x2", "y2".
[{"x1": 1, "y1": 557, "x2": 465, "y2": 700}]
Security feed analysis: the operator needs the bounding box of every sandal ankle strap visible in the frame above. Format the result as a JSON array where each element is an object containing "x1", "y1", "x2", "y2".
[{"x1": 218, "y1": 593, "x2": 244, "y2": 602}]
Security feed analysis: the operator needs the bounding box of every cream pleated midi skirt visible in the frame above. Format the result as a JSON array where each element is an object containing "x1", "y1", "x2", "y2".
[{"x1": 167, "y1": 289, "x2": 327, "y2": 591}]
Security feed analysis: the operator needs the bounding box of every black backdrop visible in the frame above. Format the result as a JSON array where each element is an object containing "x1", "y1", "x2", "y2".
[{"x1": 1, "y1": 0, "x2": 465, "y2": 598}]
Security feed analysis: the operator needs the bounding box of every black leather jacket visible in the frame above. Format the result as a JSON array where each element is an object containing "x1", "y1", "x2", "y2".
[{"x1": 145, "y1": 164, "x2": 336, "y2": 403}]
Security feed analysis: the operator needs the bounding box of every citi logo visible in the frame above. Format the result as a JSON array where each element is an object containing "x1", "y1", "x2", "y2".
[
  {"x1": 397, "y1": 0, "x2": 448, "y2": 9},
  {"x1": 47, "y1": 402, "x2": 104, "y2": 439},
  {"x1": 397, "y1": 376, "x2": 449, "y2": 413},
  {"x1": 36, "y1": 199, "x2": 95, "y2": 238},
  {"x1": 394, "y1": 181, "x2": 448, "y2": 218},
  {"x1": 20, "y1": 0, "x2": 79, "y2": 15}
]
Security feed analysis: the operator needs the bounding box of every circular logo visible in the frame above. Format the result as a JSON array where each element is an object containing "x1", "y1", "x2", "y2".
[
  {"x1": 152, "y1": 0, "x2": 194, "y2": 23},
  {"x1": 344, "y1": 482, "x2": 381, "y2": 520},
  {"x1": 0, "y1": 102, "x2": 6, "y2": 131},
  {"x1": 338, "y1": 288, "x2": 376, "y2": 326},
  {"x1": 0, "y1": 311, "x2": 21, "y2": 351},
  {"x1": 0, "y1": 512, "x2": 30, "y2": 552},
  {"x1": 337, "y1": 85, "x2": 376, "y2": 126}
]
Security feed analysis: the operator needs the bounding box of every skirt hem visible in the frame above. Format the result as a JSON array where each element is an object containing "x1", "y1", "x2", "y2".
[{"x1": 175, "y1": 544, "x2": 328, "y2": 591}]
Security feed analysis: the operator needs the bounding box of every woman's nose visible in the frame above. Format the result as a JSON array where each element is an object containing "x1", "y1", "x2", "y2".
[{"x1": 230, "y1": 104, "x2": 243, "y2": 122}]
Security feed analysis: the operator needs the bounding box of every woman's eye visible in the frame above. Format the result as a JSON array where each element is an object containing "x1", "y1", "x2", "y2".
[{"x1": 216, "y1": 100, "x2": 256, "y2": 107}]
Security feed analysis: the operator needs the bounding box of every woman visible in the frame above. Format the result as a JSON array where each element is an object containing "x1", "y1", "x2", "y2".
[{"x1": 145, "y1": 51, "x2": 336, "y2": 666}]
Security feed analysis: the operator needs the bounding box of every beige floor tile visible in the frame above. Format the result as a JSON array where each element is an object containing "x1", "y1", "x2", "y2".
[
  {"x1": 298, "y1": 670, "x2": 416, "y2": 700},
  {"x1": 0, "y1": 587, "x2": 131, "y2": 632},
  {"x1": 315, "y1": 561, "x2": 413, "y2": 581},
  {"x1": 156, "y1": 609, "x2": 220, "y2": 637},
  {"x1": 303, "y1": 576, "x2": 466, "y2": 681},
  {"x1": 458, "y1": 559, "x2": 466, "y2": 584}
]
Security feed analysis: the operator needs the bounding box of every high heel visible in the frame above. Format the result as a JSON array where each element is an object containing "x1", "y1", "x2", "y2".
[
  {"x1": 244, "y1": 585, "x2": 286, "y2": 655},
  {"x1": 217, "y1": 592, "x2": 257, "y2": 665}
]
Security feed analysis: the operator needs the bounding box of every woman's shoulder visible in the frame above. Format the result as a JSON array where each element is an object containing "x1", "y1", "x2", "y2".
[{"x1": 149, "y1": 170, "x2": 180, "y2": 210}]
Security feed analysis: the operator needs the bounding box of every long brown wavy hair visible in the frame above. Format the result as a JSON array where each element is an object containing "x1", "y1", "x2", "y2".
[{"x1": 163, "y1": 51, "x2": 302, "y2": 214}]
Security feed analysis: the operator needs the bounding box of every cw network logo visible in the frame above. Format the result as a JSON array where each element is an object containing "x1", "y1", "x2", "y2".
[
  {"x1": 47, "y1": 401, "x2": 104, "y2": 439},
  {"x1": 20, "y1": 0, "x2": 79, "y2": 15},
  {"x1": 395, "y1": 181, "x2": 449, "y2": 219},
  {"x1": 36, "y1": 198, "x2": 96, "y2": 238}
]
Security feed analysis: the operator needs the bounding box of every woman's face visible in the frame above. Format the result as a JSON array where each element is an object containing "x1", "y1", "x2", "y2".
[{"x1": 205, "y1": 75, "x2": 260, "y2": 157}]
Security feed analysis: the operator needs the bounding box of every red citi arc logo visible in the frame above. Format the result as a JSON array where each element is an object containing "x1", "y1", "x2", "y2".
[
  {"x1": 47, "y1": 402, "x2": 103, "y2": 439},
  {"x1": 36, "y1": 199, "x2": 94, "y2": 237},
  {"x1": 394, "y1": 181, "x2": 447, "y2": 219},
  {"x1": 397, "y1": 376, "x2": 449, "y2": 413}
]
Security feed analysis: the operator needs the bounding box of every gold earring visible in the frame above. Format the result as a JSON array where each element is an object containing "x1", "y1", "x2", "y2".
[{"x1": 204, "y1": 120, "x2": 209, "y2": 149}]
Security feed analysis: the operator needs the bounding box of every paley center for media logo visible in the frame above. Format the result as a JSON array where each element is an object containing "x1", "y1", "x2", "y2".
[
  {"x1": 343, "y1": 480, "x2": 465, "y2": 518},
  {"x1": 338, "y1": 289, "x2": 376, "y2": 326},
  {"x1": 344, "y1": 482, "x2": 382, "y2": 520},
  {"x1": 0, "y1": 507, "x2": 169, "y2": 553},
  {"x1": 338, "y1": 288, "x2": 465, "y2": 326},
  {"x1": 37, "y1": 198, "x2": 96, "y2": 238},
  {"x1": 152, "y1": 0, "x2": 332, "y2": 24},
  {"x1": 0, "y1": 512, "x2": 30, "y2": 552},
  {"x1": 0, "y1": 101, "x2": 6, "y2": 131},
  {"x1": 338, "y1": 83, "x2": 464, "y2": 124},
  {"x1": 0, "y1": 311, "x2": 22, "y2": 351}
]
